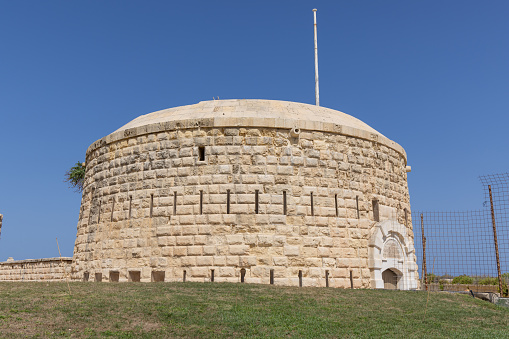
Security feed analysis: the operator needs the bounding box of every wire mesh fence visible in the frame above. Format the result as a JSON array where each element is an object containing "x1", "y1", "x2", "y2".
[{"x1": 412, "y1": 173, "x2": 509, "y2": 295}]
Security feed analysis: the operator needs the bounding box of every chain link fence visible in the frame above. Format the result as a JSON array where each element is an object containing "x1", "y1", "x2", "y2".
[{"x1": 412, "y1": 173, "x2": 509, "y2": 295}]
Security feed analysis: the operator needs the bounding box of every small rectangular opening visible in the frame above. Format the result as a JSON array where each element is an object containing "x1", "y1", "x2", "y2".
[
  {"x1": 283, "y1": 191, "x2": 287, "y2": 215},
  {"x1": 310, "y1": 192, "x2": 314, "y2": 216},
  {"x1": 111, "y1": 199, "x2": 115, "y2": 222},
  {"x1": 98, "y1": 200, "x2": 102, "y2": 223},
  {"x1": 150, "y1": 194, "x2": 154, "y2": 218},
  {"x1": 404, "y1": 208, "x2": 408, "y2": 227},
  {"x1": 255, "y1": 190, "x2": 259, "y2": 214},
  {"x1": 227, "y1": 190, "x2": 231, "y2": 214},
  {"x1": 152, "y1": 271, "x2": 165, "y2": 282},
  {"x1": 89, "y1": 188, "x2": 95, "y2": 222},
  {"x1": 173, "y1": 192, "x2": 177, "y2": 215},
  {"x1": 210, "y1": 269, "x2": 214, "y2": 282},
  {"x1": 270, "y1": 269, "x2": 274, "y2": 285},
  {"x1": 240, "y1": 268, "x2": 246, "y2": 283},
  {"x1": 372, "y1": 199, "x2": 380, "y2": 222},
  {"x1": 183, "y1": 270, "x2": 187, "y2": 282},
  {"x1": 200, "y1": 190, "x2": 203, "y2": 215},
  {"x1": 298, "y1": 270, "x2": 303, "y2": 287},
  {"x1": 334, "y1": 194, "x2": 338, "y2": 217},
  {"x1": 198, "y1": 146, "x2": 206, "y2": 161},
  {"x1": 95, "y1": 273, "x2": 102, "y2": 282},
  {"x1": 356, "y1": 195, "x2": 360, "y2": 219},
  {"x1": 129, "y1": 271, "x2": 141, "y2": 282},
  {"x1": 109, "y1": 271, "x2": 119, "y2": 283},
  {"x1": 129, "y1": 196, "x2": 132, "y2": 219},
  {"x1": 325, "y1": 270, "x2": 329, "y2": 287},
  {"x1": 83, "y1": 272, "x2": 89, "y2": 282},
  {"x1": 350, "y1": 270, "x2": 354, "y2": 289}
]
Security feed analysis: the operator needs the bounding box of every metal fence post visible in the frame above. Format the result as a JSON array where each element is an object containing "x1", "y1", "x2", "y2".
[
  {"x1": 488, "y1": 185, "x2": 504, "y2": 296},
  {"x1": 421, "y1": 213, "x2": 427, "y2": 291}
]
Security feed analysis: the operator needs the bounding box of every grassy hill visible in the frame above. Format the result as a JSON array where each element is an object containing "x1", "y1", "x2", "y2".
[{"x1": 0, "y1": 282, "x2": 507, "y2": 338}]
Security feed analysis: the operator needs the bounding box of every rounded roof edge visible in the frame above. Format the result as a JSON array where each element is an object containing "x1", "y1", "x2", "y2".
[
  {"x1": 114, "y1": 99, "x2": 382, "y2": 136},
  {"x1": 86, "y1": 99, "x2": 407, "y2": 162}
]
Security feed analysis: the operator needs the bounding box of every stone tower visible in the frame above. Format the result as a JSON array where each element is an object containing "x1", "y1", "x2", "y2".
[{"x1": 72, "y1": 99, "x2": 418, "y2": 289}]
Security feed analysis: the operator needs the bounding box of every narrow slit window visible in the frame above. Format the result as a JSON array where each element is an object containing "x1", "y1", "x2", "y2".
[
  {"x1": 283, "y1": 191, "x2": 287, "y2": 215},
  {"x1": 270, "y1": 269, "x2": 274, "y2": 285},
  {"x1": 98, "y1": 200, "x2": 102, "y2": 223},
  {"x1": 129, "y1": 196, "x2": 132, "y2": 219},
  {"x1": 173, "y1": 192, "x2": 177, "y2": 215},
  {"x1": 89, "y1": 188, "x2": 95, "y2": 222},
  {"x1": 334, "y1": 194, "x2": 338, "y2": 217},
  {"x1": 310, "y1": 192, "x2": 314, "y2": 216},
  {"x1": 111, "y1": 199, "x2": 115, "y2": 222},
  {"x1": 199, "y1": 190, "x2": 203, "y2": 215},
  {"x1": 325, "y1": 270, "x2": 329, "y2": 287},
  {"x1": 183, "y1": 270, "x2": 187, "y2": 282},
  {"x1": 198, "y1": 146, "x2": 205, "y2": 161},
  {"x1": 150, "y1": 194, "x2": 154, "y2": 218},
  {"x1": 255, "y1": 190, "x2": 259, "y2": 214},
  {"x1": 404, "y1": 208, "x2": 408, "y2": 227},
  {"x1": 240, "y1": 268, "x2": 246, "y2": 283},
  {"x1": 372, "y1": 199, "x2": 380, "y2": 222},
  {"x1": 298, "y1": 270, "x2": 303, "y2": 287},
  {"x1": 210, "y1": 269, "x2": 214, "y2": 282},
  {"x1": 356, "y1": 195, "x2": 360, "y2": 219},
  {"x1": 227, "y1": 190, "x2": 231, "y2": 214}
]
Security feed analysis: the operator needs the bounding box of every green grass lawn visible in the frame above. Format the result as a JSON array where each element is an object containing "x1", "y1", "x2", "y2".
[{"x1": 0, "y1": 282, "x2": 507, "y2": 338}]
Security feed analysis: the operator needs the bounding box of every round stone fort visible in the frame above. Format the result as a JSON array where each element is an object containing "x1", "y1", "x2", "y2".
[{"x1": 72, "y1": 99, "x2": 419, "y2": 289}]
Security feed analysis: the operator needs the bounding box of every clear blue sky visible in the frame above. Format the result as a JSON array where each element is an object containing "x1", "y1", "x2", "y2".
[{"x1": 0, "y1": 1, "x2": 508, "y2": 260}]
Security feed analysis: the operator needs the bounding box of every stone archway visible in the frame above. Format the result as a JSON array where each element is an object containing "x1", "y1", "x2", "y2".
[{"x1": 368, "y1": 219, "x2": 419, "y2": 290}]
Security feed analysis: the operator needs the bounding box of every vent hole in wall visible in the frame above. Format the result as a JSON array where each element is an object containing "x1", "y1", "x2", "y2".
[
  {"x1": 198, "y1": 146, "x2": 206, "y2": 161},
  {"x1": 129, "y1": 271, "x2": 141, "y2": 282},
  {"x1": 109, "y1": 271, "x2": 119, "y2": 282},
  {"x1": 152, "y1": 271, "x2": 165, "y2": 282}
]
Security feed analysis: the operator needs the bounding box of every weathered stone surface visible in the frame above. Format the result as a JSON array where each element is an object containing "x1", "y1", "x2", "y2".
[
  {"x1": 0, "y1": 258, "x2": 72, "y2": 281},
  {"x1": 63, "y1": 99, "x2": 417, "y2": 287}
]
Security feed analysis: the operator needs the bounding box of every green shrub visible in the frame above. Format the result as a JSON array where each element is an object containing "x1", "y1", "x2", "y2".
[
  {"x1": 452, "y1": 275, "x2": 473, "y2": 285},
  {"x1": 478, "y1": 277, "x2": 498, "y2": 285},
  {"x1": 65, "y1": 161, "x2": 86, "y2": 193}
]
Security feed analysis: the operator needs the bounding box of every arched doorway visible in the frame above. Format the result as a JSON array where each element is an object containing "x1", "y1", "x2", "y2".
[
  {"x1": 368, "y1": 219, "x2": 419, "y2": 290},
  {"x1": 382, "y1": 269, "x2": 398, "y2": 289}
]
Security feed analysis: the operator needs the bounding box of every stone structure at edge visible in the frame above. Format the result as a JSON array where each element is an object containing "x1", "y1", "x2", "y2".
[{"x1": 72, "y1": 99, "x2": 419, "y2": 289}]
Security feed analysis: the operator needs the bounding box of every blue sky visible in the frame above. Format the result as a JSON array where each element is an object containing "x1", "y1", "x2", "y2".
[{"x1": 0, "y1": 1, "x2": 508, "y2": 260}]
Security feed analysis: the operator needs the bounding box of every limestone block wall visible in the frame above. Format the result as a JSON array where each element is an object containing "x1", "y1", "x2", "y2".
[
  {"x1": 0, "y1": 258, "x2": 72, "y2": 281},
  {"x1": 72, "y1": 117, "x2": 417, "y2": 287}
]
